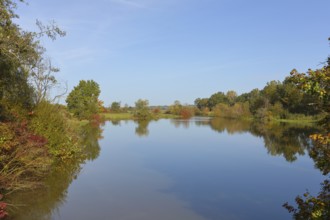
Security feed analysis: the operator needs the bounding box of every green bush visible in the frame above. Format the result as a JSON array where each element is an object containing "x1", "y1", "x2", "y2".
[
  {"x1": 29, "y1": 101, "x2": 80, "y2": 159},
  {"x1": 213, "y1": 102, "x2": 251, "y2": 119},
  {"x1": 133, "y1": 99, "x2": 152, "y2": 120}
]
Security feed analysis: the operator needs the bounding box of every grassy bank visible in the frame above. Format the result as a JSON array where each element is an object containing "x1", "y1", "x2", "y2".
[
  {"x1": 102, "y1": 113, "x2": 134, "y2": 120},
  {"x1": 274, "y1": 118, "x2": 320, "y2": 124}
]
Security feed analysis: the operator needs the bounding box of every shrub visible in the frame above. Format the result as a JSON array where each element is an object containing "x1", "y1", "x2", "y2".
[
  {"x1": 0, "y1": 194, "x2": 8, "y2": 219},
  {"x1": 29, "y1": 101, "x2": 80, "y2": 159},
  {"x1": 133, "y1": 99, "x2": 152, "y2": 120},
  {"x1": 180, "y1": 106, "x2": 194, "y2": 119},
  {"x1": 213, "y1": 102, "x2": 251, "y2": 119},
  {"x1": 0, "y1": 122, "x2": 51, "y2": 192},
  {"x1": 152, "y1": 108, "x2": 161, "y2": 115}
]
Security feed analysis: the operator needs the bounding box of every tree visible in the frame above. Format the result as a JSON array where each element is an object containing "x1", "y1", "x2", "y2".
[
  {"x1": 208, "y1": 92, "x2": 226, "y2": 109},
  {"x1": 288, "y1": 67, "x2": 329, "y2": 116},
  {"x1": 0, "y1": 0, "x2": 65, "y2": 121},
  {"x1": 110, "y1": 101, "x2": 121, "y2": 113},
  {"x1": 248, "y1": 89, "x2": 268, "y2": 114},
  {"x1": 66, "y1": 80, "x2": 101, "y2": 119},
  {"x1": 283, "y1": 38, "x2": 330, "y2": 220},
  {"x1": 29, "y1": 57, "x2": 65, "y2": 105},
  {"x1": 133, "y1": 99, "x2": 151, "y2": 120},
  {"x1": 236, "y1": 92, "x2": 250, "y2": 103},
  {"x1": 262, "y1": 80, "x2": 282, "y2": 105},
  {"x1": 279, "y1": 81, "x2": 306, "y2": 114},
  {"x1": 194, "y1": 98, "x2": 209, "y2": 110},
  {"x1": 0, "y1": 0, "x2": 37, "y2": 119},
  {"x1": 226, "y1": 90, "x2": 237, "y2": 106},
  {"x1": 169, "y1": 100, "x2": 182, "y2": 115}
]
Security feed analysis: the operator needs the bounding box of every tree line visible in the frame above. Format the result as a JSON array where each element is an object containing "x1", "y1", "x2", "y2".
[{"x1": 194, "y1": 65, "x2": 329, "y2": 122}]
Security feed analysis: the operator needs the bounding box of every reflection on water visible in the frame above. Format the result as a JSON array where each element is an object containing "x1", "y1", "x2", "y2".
[
  {"x1": 171, "y1": 117, "x2": 318, "y2": 162},
  {"x1": 196, "y1": 117, "x2": 318, "y2": 162},
  {"x1": 7, "y1": 122, "x2": 104, "y2": 220},
  {"x1": 79, "y1": 123, "x2": 104, "y2": 161},
  {"x1": 170, "y1": 119, "x2": 191, "y2": 129},
  {"x1": 135, "y1": 120, "x2": 150, "y2": 137},
  {"x1": 7, "y1": 118, "x2": 325, "y2": 220}
]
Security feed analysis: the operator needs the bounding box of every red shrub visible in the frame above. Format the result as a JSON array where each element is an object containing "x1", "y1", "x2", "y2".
[{"x1": 180, "y1": 107, "x2": 193, "y2": 119}]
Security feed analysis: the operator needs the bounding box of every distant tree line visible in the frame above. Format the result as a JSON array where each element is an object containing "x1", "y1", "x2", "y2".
[{"x1": 194, "y1": 71, "x2": 328, "y2": 121}]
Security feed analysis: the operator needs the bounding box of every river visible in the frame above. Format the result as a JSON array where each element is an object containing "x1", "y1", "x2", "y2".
[{"x1": 8, "y1": 117, "x2": 325, "y2": 220}]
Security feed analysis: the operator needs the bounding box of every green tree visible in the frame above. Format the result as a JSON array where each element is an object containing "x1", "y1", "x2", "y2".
[
  {"x1": 110, "y1": 101, "x2": 121, "y2": 113},
  {"x1": 0, "y1": 0, "x2": 37, "y2": 120},
  {"x1": 236, "y1": 92, "x2": 250, "y2": 103},
  {"x1": 262, "y1": 80, "x2": 282, "y2": 105},
  {"x1": 169, "y1": 100, "x2": 183, "y2": 115},
  {"x1": 0, "y1": 0, "x2": 65, "y2": 121},
  {"x1": 208, "y1": 92, "x2": 226, "y2": 109},
  {"x1": 248, "y1": 89, "x2": 268, "y2": 114},
  {"x1": 194, "y1": 98, "x2": 209, "y2": 110},
  {"x1": 279, "y1": 81, "x2": 306, "y2": 114},
  {"x1": 66, "y1": 80, "x2": 101, "y2": 119},
  {"x1": 134, "y1": 99, "x2": 151, "y2": 120},
  {"x1": 283, "y1": 38, "x2": 330, "y2": 220},
  {"x1": 226, "y1": 90, "x2": 237, "y2": 106},
  {"x1": 288, "y1": 67, "x2": 329, "y2": 118}
]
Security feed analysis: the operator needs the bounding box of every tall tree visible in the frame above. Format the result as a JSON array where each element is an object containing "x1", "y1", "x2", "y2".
[
  {"x1": 29, "y1": 58, "x2": 62, "y2": 104},
  {"x1": 66, "y1": 80, "x2": 101, "y2": 119},
  {"x1": 0, "y1": 0, "x2": 65, "y2": 120}
]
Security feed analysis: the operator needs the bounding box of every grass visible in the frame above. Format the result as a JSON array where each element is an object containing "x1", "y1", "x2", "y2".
[
  {"x1": 273, "y1": 113, "x2": 324, "y2": 124},
  {"x1": 101, "y1": 113, "x2": 134, "y2": 120},
  {"x1": 68, "y1": 118, "x2": 89, "y2": 127},
  {"x1": 274, "y1": 118, "x2": 320, "y2": 124}
]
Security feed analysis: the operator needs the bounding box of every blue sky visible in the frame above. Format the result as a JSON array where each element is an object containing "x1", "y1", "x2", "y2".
[{"x1": 17, "y1": 0, "x2": 330, "y2": 106}]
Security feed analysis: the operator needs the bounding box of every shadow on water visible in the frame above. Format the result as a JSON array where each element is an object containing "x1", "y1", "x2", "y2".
[{"x1": 7, "y1": 122, "x2": 104, "y2": 220}]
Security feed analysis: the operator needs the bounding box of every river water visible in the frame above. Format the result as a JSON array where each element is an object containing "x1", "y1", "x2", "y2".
[{"x1": 8, "y1": 117, "x2": 325, "y2": 220}]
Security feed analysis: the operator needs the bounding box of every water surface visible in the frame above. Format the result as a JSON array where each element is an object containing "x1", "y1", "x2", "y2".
[{"x1": 9, "y1": 118, "x2": 325, "y2": 220}]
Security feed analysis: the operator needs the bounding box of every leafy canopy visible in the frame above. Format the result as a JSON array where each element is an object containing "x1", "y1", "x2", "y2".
[{"x1": 66, "y1": 80, "x2": 101, "y2": 119}]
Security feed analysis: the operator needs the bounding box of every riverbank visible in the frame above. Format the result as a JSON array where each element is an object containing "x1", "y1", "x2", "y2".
[
  {"x1": 0, "y1": 103, "x2": 96, "y2": 219},
  {"x1": 101, "y1": 112, "x2": 323, "y2": 125}
]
